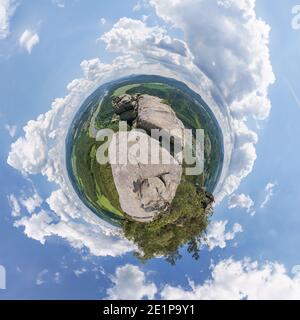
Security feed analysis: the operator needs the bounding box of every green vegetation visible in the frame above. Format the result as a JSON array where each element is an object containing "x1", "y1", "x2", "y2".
[
  {"x1": 72, "y1": 132, "x2": 124, "y2": 221},
  {"x1": 113, "y1": 84, "x2": 141, "y2": 97},
  {"x1": 67, "y1": 76, "x2": 222, "y2": 259},
  {"x1": 125, "y1": 82, "x2": 222, "y2": 191},
  {"x1": 122, "y1": 174, "x2": 214, "y2": 264},
  {"x1": 70, "y1": 104, "x2": 124, "y2": 225}
]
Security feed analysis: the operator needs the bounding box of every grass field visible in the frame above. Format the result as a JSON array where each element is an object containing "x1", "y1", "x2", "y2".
[{"x1": 113, "y1": 84, "x2": 141, "y2": 97}]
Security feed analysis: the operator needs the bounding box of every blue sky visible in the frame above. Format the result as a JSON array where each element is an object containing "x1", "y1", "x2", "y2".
[{"x1": 1, "y1": 0, "x2": 300, "y2": 300}]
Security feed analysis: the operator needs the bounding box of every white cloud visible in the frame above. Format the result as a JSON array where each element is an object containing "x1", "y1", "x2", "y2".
[
  {"x1": 228, "y1": 193, "x2": 254, "y2": 213},
  {"x1": 133, "y1": 2, "x2": 142, "y2": 12},
  {"x1": 14, "y1": 210, "x2": 53, "y2": 244},
  {"x1": 52, "y1": 0, "x2": 65, "y2": 8},
  {"x1": 8, "y1": 56, "x2": 137, "y2": 257},
  {"x1": 8, "y1": 98, "x2": 67, "y2": 176},
  {"x1": 8, "y1": 188, "x2": 42, "y2": 217},
  {"x1": 74, "y1": 267, "x2": 88, "y2": 277},
  {"x1": 7, "y1": 0, "x2": 274, "y2": 257},
  {"x1": 133, "y1": 0, "x2": 149, "y2": 12},
  {"x1": 54, "y1": 272, "x2": 61, "y2": 283},
  {"x1": 101, "y1": 18, "x2": 164, "y2": 52},
  {"x1": 19, "y1": 29, "x2": 40, "y2": 54},
  {"x1": 0, "y1": 0, "x2": 16, "y2": 40},
  {"x1": 161, "y1": 258, "x2": 300, "y2": 300},
  {"x1": 5, "y1": 124, "x2": 17, "y2": 137},
  {"x1": 20, "y1": 191, "x2": 43, "y2": 214},
  {"x1": 148, "y1": 0, "x2": 275, "y2": 200},
  {"x1": 7, "y1": 194, "x2": 21, "y2": 217},
  {"x1": 36, "y1": 269, "x2": 48, "y2": 286},
  {"x1": 218, "y1": 120, "x2": 258, "y2": 200},
  {"x1": 292, "y1": 265, "x2": 300, "y2": 276},
  {"x1": 205, "y1": 220, "x2": 243, "y2": 251},
  {"x1": 106, "y1": 264, "x2": 157, "y2": 300},
  {"x1": 37, "y1": 269, "x2": 61, "y2": 285},
  {"x1": 14, "y1": 208, "x2": 134, "y2": 257},
  {"x1": 104, "y1": 259, "x2": 300, "y2": 300},
  {"x1": 261, "y1": 182, "x2": 277, "y2": 209},
  {"x1": 99, "y1": 16, "x2": 233, "y2": 199},
  {"x1": 100, "y1": 18, "x2": 106, "y2": 25},
  {"x1": 101, "y1": 17, "x2": 190, "y2": 58},
  {"x1": 92, "y1": 266, "x2": 106, "y2": 279},
  {"x1": 46, "y1": 189, "x2": 82, "y2": 221},
  {"x1": 150, "y1": 0, "x2": 275, "y2": 118}
]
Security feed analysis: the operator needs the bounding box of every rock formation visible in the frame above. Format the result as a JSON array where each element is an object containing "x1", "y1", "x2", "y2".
[
  {"x1": 109, "y1": 131, "x2": 182, "y2": 222},
  {"x1": 113, "y1": 94, "x2": 185, "y2": 137},
  {"x1": 110, "y1": 94, "x2": 185, "y2": 222},
  {"x1": 112, "y1": 94, "x2": 138, "y2": 122},
  {"x1": 136, "y1": 94, "x2": 184, "y2": 142}
]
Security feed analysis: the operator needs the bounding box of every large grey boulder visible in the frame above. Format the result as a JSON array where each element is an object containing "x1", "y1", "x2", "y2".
[
  {"x1": 136, "y1": 94, "x2": 184, "y2": 132},
  {"x1": 108, "y1": 131, "x2": 182, "y2": 222},
  {"x1": 108, "y1": 94, "x2": 186, "y2": 222},
  {"x1": 112, "y1": 94, "x2": 185, "y2": 150},
  {"x1": 112, "y1": 94, "x2": 138, "y2": 115}
]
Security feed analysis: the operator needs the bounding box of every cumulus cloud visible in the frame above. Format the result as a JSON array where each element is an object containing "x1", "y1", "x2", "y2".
[
  {"x1": 100, "y1": 18, "x2": 106, "y2": 25},
  {"x1": 101, "y1": 17, "x2": 189, "y2": 58},
  {"x1": 36, "y1": 269, "x2": 61, "y2": 285},
  {"x1": 161, "y1": 258, "x2": 300, "y2": 300},
  {"x1": 133, "y1": 0, "x2": 149, "y2": 12},
  {"x1": 36, "y1": 269, "x2": 48, "y2": 286},
  {"x1": 292, "y1": 265, "x2": 300, "y2": 276},
  {"x1": 46, "y1": 189, "x2": 82, "y2": 221},
  {"x1": 53, "y1": 272, "x2": 61, "y2": 283},
  {"x1": 0, "y1": 0, "x2": 16, "y2": 40},
  {"x1": 7, "y1": 194, "x2": 21, "y2": 217},
  {"x1": 20, "y1": 191, "x2": 43, "y2": 214},
  {"x1": 228, "y1": 193, "x2": 254, "y2": 213},
  {"x1": 8, "y1": 23, "x2": 202, "y2": 256},
  {"x1": 148, "y1": 0, "x2": 275, "y2": 200},
  {"x1": 260, "y1": 182, "x2": 277, "y2": 209},
  {"x1": 19, "y1": 29, "x2": 40, "y2": 54},
  {"x1": 14, "y1": 211, "x2": 53, "y2": 244},
  {"x1": 104, "y1": 259, "x2": 300, "y2": 300},
  {"x1": 7, "y1": 0, "x2": 274, "y2": 257},
  {"x1": 52, "y1": 0, "x2": 65, "y2": 8},
  {"x1": 14, "y1": 208, "x2": 134, "y2": 256},
  {"x1": 205, "y1": 220, "x2": 243, "y2": 251},
  {"x1": 106, "y1": 264, "x2": 157, "y2": 300},
  {"x1": 8, "y1": 56, "x2": 138, "y2": 257},
  {"x1": 74, "y1": 267, "x2": 88, "y2": 277},
  {"x1": 149, "y1": 0, "x2": 275, "y2": 119},
  {"x1": 8, "y1": 188, "x2": 43, "y2": 216},
  {"x1": 8, "y1": 113, "x2": 52, "y2": 175},
  {"x1": 5, "y1": 124, "x2": 17, "y2": 138},
  {"x1": 133, "y1": 2, "x2": 142, "y2": 12}
]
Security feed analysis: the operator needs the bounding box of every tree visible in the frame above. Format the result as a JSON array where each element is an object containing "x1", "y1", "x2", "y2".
[{"x1": 122, "y1": 176, "x2": 214, "y2": 264}]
